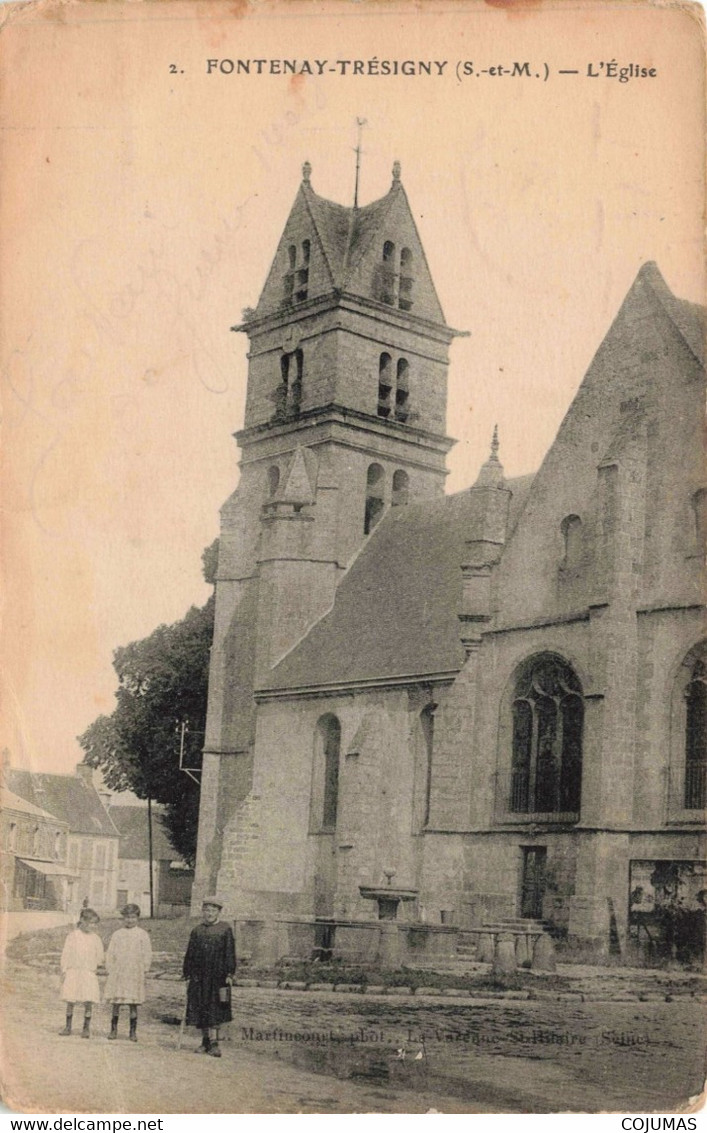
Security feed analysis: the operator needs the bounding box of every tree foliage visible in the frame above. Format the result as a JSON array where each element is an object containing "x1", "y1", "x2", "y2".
[{"x1": 79, "y1": 541, "x2": 218, "y2": 864}]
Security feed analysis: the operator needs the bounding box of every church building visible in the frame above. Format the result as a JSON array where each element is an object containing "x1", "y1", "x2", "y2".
[{"x1": 193, "y1": 162, "x2": 706, "y2": 961}]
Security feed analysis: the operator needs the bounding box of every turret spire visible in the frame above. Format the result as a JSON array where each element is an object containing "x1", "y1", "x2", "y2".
[{"x1": 474, "y1": 425, "x2": 505, "y2": 488}]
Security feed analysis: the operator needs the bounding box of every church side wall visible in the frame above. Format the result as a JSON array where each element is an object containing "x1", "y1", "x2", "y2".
[{"x1": 216, "y1": 686, "x2": 442, "y2": 922}]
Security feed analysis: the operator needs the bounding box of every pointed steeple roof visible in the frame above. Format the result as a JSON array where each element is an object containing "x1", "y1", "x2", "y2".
[{"x1": 251, "y1": 162, "x2": 448, "y2": 325}]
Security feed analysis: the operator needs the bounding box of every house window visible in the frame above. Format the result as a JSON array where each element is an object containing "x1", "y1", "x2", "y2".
[
  {"x1": 509, "y1": 654, "x2": 583, "y2": 816},
  {"x1": 90, "y1": 877, "x2": 105, "y2": 907},
  {"x1": 392, "y1": 469, "x2": 409, "y2": 507},
  {"x1": 312, "y1": 714, "x2": 341, "y2": 832},
  {"x1": 684, "y1": 657, "x2": 706, "y2": 809},
  {"x1": 399, "y1": 247, "x2": 413, "y2": 311},
  {"x1": 301, "y1": 239, "x2": 311, "y2": 265},
  {"x1": 560, "y1": 515, "x2": 582, "y2": 568},
  {"x1": 364, "y1": 463, "x2": 385, "y2": 535},
  {"x1": 8, "y1": 823, "x2": 16, "y2": 850}
]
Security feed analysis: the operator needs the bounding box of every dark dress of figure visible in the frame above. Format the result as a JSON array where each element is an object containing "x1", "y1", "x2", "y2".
[{"x1": 183, "y1": 921, "x2": 236, "y2": 1028}]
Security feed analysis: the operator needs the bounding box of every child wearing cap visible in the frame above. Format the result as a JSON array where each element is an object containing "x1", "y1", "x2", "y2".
[
  {"x1": 105, "y1": 904, "x2": 152, "y2": 1042},
  {"x1": 59, "y1": 907, "x2": 104, "y2": 1038},
  {"x1": 182, "y1": 897, "x2": 236, "y2": 1057}
]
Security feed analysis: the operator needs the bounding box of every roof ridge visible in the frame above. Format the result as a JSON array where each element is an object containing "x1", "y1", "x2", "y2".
[
  {"x1": 638, "y1": 261, "x2": 704, "y2": 364},
  {"x1": 300, "y1": 185, "x2": 338, "y2": 289},
  {"x1": 341, "y1": 188, "x2": 398, "y2": 288}
]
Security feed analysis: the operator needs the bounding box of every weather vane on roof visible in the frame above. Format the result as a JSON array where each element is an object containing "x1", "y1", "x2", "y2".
[{"x1": 353, "y1": 117, "x2": 368, "y2": 210}]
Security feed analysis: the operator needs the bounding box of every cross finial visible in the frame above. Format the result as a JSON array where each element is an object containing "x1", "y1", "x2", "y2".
[
  {"x1": 392, "y1": 160, "x2": 401, "y2": 183},
  {"x1": 302, "y1": 161, "x2": 312, "y2": 183},
  {"x1": 353, "y1": 118, "x2": 367, "y2": 209},
  {"x1": 490, "y1": 424, "x2": 499, "y2": 460}
]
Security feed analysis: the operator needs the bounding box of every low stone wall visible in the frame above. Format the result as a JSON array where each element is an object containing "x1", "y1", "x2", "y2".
[{"x1": 235, "y1": 917, "x2": 461, "y2": 967}]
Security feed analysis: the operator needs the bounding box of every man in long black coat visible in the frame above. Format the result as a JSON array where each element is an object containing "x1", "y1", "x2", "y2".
[{"x1": 183, "y1": 897, "x2": 236, "y2": 1057}]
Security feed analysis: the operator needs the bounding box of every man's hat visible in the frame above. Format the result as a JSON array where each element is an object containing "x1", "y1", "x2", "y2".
[{"x1": 202, "y1": 896, "x2": 223, "y2": 909}]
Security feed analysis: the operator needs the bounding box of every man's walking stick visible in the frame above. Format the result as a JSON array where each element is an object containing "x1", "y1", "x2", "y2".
[{"x1": 177, "y1": 982, "x2": 188, "y2": 1050}]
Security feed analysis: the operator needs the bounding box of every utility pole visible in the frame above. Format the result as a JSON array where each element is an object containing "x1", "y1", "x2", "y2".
[{"x1": 147, "y1": 795, "x2": 154, "y2": 919}]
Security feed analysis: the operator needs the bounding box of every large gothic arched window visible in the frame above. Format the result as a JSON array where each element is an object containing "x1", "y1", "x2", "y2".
[
  {"x1": 684, "y1": 656, "x2": 706, "y2": 809},
  {"x1": 509, "y1": 654, "x2": 584, "y2": 816},
  {"x1": 311, "y1": 714, "x2": 341, "y2": 832}
]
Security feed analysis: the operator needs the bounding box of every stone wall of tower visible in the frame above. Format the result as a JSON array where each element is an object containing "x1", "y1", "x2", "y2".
[
  {"x1": 194, "y1": 167, "x2": 459, "y2": 917},
  {"x1": 333, "y1": 309, "x2": 450, "y2": 432},
  {"x1": 242, "y1": 311, "x2": 450, "y2": 438},
  {"x1": 243, "y1": 311, "x2": 339, "y2": 428}
]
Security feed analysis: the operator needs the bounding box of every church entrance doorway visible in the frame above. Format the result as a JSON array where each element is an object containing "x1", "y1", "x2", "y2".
[{"x1": 520, "y1": 846, "x2": 547, "y2": 919}]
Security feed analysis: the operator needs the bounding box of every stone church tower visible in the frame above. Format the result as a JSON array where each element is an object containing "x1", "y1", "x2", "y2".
[{"x1": 193, "y1": 162, "x2": 463, "y2": 907}]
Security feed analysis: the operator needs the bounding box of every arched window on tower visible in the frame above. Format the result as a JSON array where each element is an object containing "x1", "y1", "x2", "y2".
[
  {"x1": 399, "y1": 247, "x2": 413, "y2": 311},
  {"x1": 311, "y1": 714, "x2": 341, "y2": 832},
  {"x1": 395, "y1": 359, "x2": 410, "y2": 422},
  {"x1": 275, "y1": 349, "x2": 303, "y2": 420},
  {"x1": 379, "y1": 241, "x2": 396, "y2": 305},
  {"x1": 295, "y1": 269, "x2": 309, "y2": 303},
  {"x1": 377, "y1": 353, "x2": 392, "y2": 418},
  {"x1": 283, "y1": 245, "x2": 297, "y2": 305},
  {"x1": 560, "y1": 515, "x2": 583, "y2": 568},
  {"x1": 684, "y1": 656, "x2": 707, "y2": 809},
  {"x1": 507, "y1": 654, "x2": 583, "y2": 818},
  {"x1": 288, "y1": 348, "x2": 303, "y2": 415},
  {"x1": 364, "y1": 463, "x2": 385, "y2": 535},
  {"x1": 283, "y1": 242, "x2": 309, "y2": 304},
  {"x1": 392, "y1": 469, "x2": 409, "y2": 507}
]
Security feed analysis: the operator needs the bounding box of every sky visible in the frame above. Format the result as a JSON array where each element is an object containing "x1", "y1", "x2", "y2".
[{"x1": 1, "y1": 0, "x2": 704, "y2": 774}]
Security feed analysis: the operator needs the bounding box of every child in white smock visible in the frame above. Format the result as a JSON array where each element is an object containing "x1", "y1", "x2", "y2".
[
  {"x1": 59, "y1": 907, "x2": 104, "y2": 1038},
  {"x1": 105, "y1": 903, "x2": 152, "y2": 1042}
]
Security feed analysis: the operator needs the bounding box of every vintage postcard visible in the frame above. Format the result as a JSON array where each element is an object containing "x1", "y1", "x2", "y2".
[{"x1": 1, "y1": 0, "x2": 705, "y2": 1116}]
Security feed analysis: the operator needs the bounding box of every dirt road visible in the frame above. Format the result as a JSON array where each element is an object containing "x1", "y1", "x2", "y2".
[{"x1": 1, "y1": 961, "x2": 703, "y2": 1114}]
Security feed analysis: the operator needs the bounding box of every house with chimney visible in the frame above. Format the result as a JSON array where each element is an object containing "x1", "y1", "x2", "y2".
[{"x1": 5, "y1": 764, "x2": 120, "y2": 915}]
